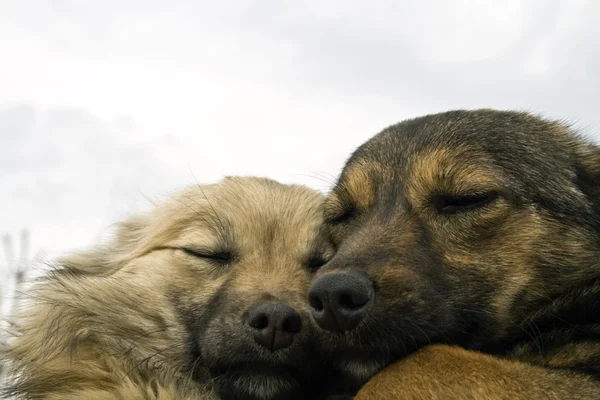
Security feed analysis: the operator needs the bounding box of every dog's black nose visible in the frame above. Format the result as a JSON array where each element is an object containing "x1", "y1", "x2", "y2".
[
  {"x1": 245, "y1": 302, "x2": 302, "y2": 351},
  {"x1": 308, "y1": 272, "x2": 374, "y2": 332}
]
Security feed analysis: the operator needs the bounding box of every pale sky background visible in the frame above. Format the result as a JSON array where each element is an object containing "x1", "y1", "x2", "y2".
[{"x1": 1, "y1": 0, "x2": 600, "y2": 300}]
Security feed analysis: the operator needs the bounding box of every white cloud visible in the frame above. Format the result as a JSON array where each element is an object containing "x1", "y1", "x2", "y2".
[
  {"x1": 0, "y1": 105, "x2": 179, "y2": 253},
  {"x1": 0, "y1": 0, "x2": 599, "y2": 260}
]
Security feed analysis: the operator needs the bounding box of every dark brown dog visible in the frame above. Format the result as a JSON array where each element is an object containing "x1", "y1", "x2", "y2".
[{"x1": 309, "y1": 109, "x2": 600, "y2": 398}]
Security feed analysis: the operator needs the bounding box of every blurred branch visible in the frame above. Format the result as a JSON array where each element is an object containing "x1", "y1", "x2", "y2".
[{"x1": 1, "y1": 229, "x2": 33, "y2": 382}]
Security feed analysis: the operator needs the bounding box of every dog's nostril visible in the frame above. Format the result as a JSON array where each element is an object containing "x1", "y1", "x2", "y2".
[
  {"x1": 308, "y1": 294, "x2": 324, "y2": 312},
  {"x1": 282, "y1": 313, "x2": 302, "y2": 334},
  {"x1": 339, "y1": 291, "x2": 369, "y2": 311},
  {"x1": 339, "y1": 293, "x2": 357, "y2": 310},
  {"x1": 248, "y1": 313, "x2": 269, "y2": 330},
  {"x1": 245, "y1": 302, "x2": 303, "y2": 351},
  {"x1": 308, "y1": 272, "x2": 374, "y2": 332}
]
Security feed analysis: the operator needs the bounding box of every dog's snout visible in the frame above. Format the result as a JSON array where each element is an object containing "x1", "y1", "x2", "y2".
[
  {"x1": 245, "y1": 302, "x2": 302, "y2": 352},
  {"x1": 308, "y1": 272, "x2": 374, "y2": 332}
]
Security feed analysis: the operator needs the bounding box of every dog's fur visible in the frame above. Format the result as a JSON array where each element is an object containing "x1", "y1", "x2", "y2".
[
  {"x1": 355, "y1": 344, "x2": 600, "y2": 400},
  {"x1": 314, "y1": 109, "x2": 600, "y2": 398},
  {"x1": 2, "y1": 176, "x2": 335, "y2": 400}
]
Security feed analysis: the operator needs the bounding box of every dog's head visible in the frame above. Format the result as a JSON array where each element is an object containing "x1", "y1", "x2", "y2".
[
  {"x1": 308, "y1": 109, "x2": 600, "y2": 382},
  {"x1": 7, "y1": 177, "x2": 333, "y2": 400}
]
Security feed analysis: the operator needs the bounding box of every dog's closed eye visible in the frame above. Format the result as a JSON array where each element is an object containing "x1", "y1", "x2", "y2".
[
  {"x1": 325, "y1": 208, "x2": 356, "y2": 225},
  {"x1": 157, "y1": 245, "x2": 234, "y2": 264},
  {"x1": 432, "y1": 192, "x2": 499, "y2": 214},
  {"x1": 306, "y1": 255, "x2": 329, "y2": 273},
  {"x1": 180, "y1": 247, "x2": 234, "y2": 263}
]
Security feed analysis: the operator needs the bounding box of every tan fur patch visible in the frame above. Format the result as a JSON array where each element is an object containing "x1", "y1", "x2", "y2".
[
  {"x1": 340, "y1": 159, "x2": 380, "y2": 210},
  {"x1": 407, "y1": 147, "x2": 502, "y2": 208},
  {"x1": 356, "y1": 345, "x2": 600, "y2": 400}
]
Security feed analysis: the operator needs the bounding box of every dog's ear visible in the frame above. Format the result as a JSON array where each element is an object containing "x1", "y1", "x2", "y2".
[{"x1": 58, "y1": 214, "x2": 150, "y2": 276}]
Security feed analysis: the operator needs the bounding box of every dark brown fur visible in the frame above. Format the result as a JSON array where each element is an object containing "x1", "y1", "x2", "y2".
[{"x1": 314, "y1": 109, "x2": 600, "y2": 398}]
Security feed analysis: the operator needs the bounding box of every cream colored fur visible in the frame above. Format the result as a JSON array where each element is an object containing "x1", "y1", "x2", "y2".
[{"x1": 2, "y1": 176, "x2": 329, "y2": 399}]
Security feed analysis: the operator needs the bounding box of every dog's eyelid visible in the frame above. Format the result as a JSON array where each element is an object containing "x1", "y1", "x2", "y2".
[
  {"x1": 325, "y1": 190, "x2": 358, "y2": 223},
  {"x1": 325, "y1": 201, "x2": 351, "y2": 220},
  {"x1": 157, "y1": 245, "x2": 234, "y2": 263},
  {"x1": 325, "y1": 205, "x2": 358, "y2": 224},
  {"x1": 432, "y1": 191, "x2": 499, "y2": 213},
  {"x1": 181, "y1": 247, "x2": 234, "y2": 261},
  {"x1": 305, "y1": 254, "x2": 329, "y2": 272},
  {"x1": 325, "y1": 209, "x2": 354, "y2": 224}
]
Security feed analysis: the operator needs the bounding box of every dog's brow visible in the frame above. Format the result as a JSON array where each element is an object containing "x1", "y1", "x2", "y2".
[
  {"x1": 337, "y1": 161, "x2": 378, "y2": 210},
  {"x1": 324, "y1": 190, "x2": 348, "y2": 217},
  {"x1": 407, "y1": 147, "x2": 502, "y2": 201}
]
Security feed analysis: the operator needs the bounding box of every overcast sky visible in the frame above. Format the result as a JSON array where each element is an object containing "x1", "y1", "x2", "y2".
[{"x1": 1, "y1": 0, "x2": 600, "y2": 271}]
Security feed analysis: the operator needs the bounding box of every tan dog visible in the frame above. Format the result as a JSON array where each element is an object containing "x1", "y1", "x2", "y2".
[
  {"x1": 308, "y1": 110, "x2": 600, "y2": 398},
  {"x1": 2, "y1": 176, "x2": 335, "y2": 400}
]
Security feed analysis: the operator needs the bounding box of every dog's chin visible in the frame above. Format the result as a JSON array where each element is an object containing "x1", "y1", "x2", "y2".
[
  {"x1": 212, "y1": 363, "x2": 309, "y2": 400},
  {"x1": 314, "y1": 321, "x2": 426, "y2": 386}
]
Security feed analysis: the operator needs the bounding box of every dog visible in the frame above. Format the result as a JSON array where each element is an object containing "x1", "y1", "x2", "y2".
[
  {"x1": 2, "y1": 176, "x2": 336, "y2": 400},
  {"x1": 308, "y1": 109, "x2": 600, "y2": 398}
]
